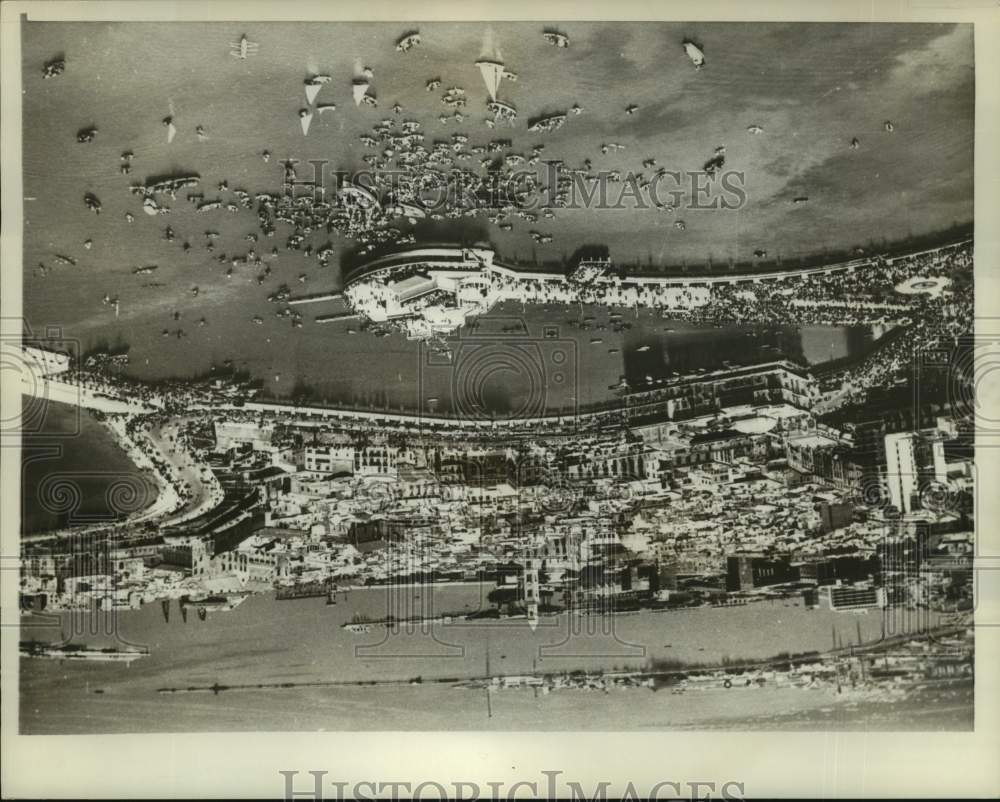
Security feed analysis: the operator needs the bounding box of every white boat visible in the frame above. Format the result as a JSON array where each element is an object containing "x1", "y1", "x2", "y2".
[
  {"x1": 181, "y1": 593, "x2": 249, "y2": 613},
  {"x1": 683, "y1": 39, "x2": 706, "y2": 68},
  {"x1": 396, "y1": 31, "x2": 421, "y2": 52},
  {"x1": 166, "y1": 122, "x2": 177, "y2": 144},
  {"x1": 299, "y1": 109, "x2": 313, "y2": 136},
  {"x1": 229, "y1": 34, "x2": 259, "y2": 59},
  {"x1": 305, "y1": 82, "x2": 322, "y2": 104},
  {"x1": 542, "y1": 30, "x2": 569, "y2": 48},
  {"x1": 316, "y1": 103, "x2": 337, "y2": 114},
  {"x1": 344, "y1": 623, "x2": 373, "y2": 634},
  {"x1": 528, "y1": 113, "x2": 566, "y2": 133},
  {"x1": 475, "y1": 59, "x2": 504, "y2": 101},
  {"x1": 487, "y1": 100, "x2": 517, "y2": 121},
  {"x1": 352, "y1": 79, "x2": 370, "y2": 107},
  {"x1": 142, "y1": 197, "x2": 170, "y2": 216}
]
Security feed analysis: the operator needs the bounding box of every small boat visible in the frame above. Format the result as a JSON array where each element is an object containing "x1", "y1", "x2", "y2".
[
  {"x1": 304, "y1": 79, "x2": 323, "y2": 105},
  {"x1": 683, "y1": 39, "x2": 706, "y2": 69},
  {"x1": 229, "y1": 34, "x2": 259, "y2": 60},
  {"x1": 395, "y1": 31, "x2": 421, "y2": 52},
  {"x1": 542, "y1": 29, "x2": 569, "y2": 48},
  {"x1": 344, "y1": 623, "x2": 372, "y2": 633},
  {"x1": 528, "y1": 113, "x2": 566, "y2": 133},
  {"x1": 143, "y1": 196, "x2": 169, "y2": 216},
  {"x1": 43, "y1": 57, "x2": 65, "y2": 79},
  {"x1": 475, "y1": 59, "x2": 505, "y2": 101},
  {"x1": 299, "y1": 108, "x2": 313, "y2": 136},
  {"x1": 352, "y1": 78, "x2": 370, "y2": 107}
]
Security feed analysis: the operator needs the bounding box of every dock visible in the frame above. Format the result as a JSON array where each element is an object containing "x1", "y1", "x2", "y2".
[
  {"x1": 274, "y1": 580, "x2": 332, "y2": 600},
  {"x1": 287, "y1": 292, "x2": 343, "y2": 306},
  {"x1": 315, "y1": 312, "x2": 360, "y2": 323}
]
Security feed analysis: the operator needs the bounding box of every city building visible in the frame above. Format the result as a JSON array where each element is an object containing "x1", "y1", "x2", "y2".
[
  {"x1": 725, "y1": 554, "x2": 797, "y2": 592},
  {"x1": 817, "y1": 584, "x2": 886, "y2": 611}
]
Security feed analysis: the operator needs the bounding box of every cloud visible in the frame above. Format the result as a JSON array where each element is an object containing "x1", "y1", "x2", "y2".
[{"x1": 883, "y1": 23, "x2": 973, "y2": 96}]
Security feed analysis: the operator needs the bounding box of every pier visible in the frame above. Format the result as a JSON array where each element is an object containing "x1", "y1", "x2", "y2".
[
  {"x1": 315, "y1": 311, "x2": 360, "y2": 323},
  {"x1": 287, "y1": 291, "x2": 343, "y2": 306}
]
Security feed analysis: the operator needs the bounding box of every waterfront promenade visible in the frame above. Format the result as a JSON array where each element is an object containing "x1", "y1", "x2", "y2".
[
  {"x1": 25, "y1": 376, "x2": 157, "y2": 416},
  {"x1": 339, "y1": 240, "x2": 971, "y2": 340}
]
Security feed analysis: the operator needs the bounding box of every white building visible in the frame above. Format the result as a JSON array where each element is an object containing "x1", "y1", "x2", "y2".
[
  {"x1": 304, "y1": 445, "x2": 355, "y2": 474},
  {"x1": 885, "y1": 431, "x2": 950, "y2": 514},
  {"x1": 885, "y1": 433, "x2": 918, "y2": 514}
]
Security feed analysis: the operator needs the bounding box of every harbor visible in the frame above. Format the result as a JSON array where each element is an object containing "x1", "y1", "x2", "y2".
[{"x1": 18, "y1": 584, "x2": 968, "y2": 732}]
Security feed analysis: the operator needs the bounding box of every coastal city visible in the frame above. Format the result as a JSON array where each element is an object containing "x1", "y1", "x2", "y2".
[
  {"x1": 14, "y1": 19, "x2": 977, "y2": 734},
  {"x1": 18, "y1": 233, "x2": 976, "y2": 720}
]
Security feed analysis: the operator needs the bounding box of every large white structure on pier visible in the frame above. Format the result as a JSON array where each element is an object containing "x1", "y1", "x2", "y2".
[{"x1": 343, "y1": 246, "x2": 715, "y2": 339}]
